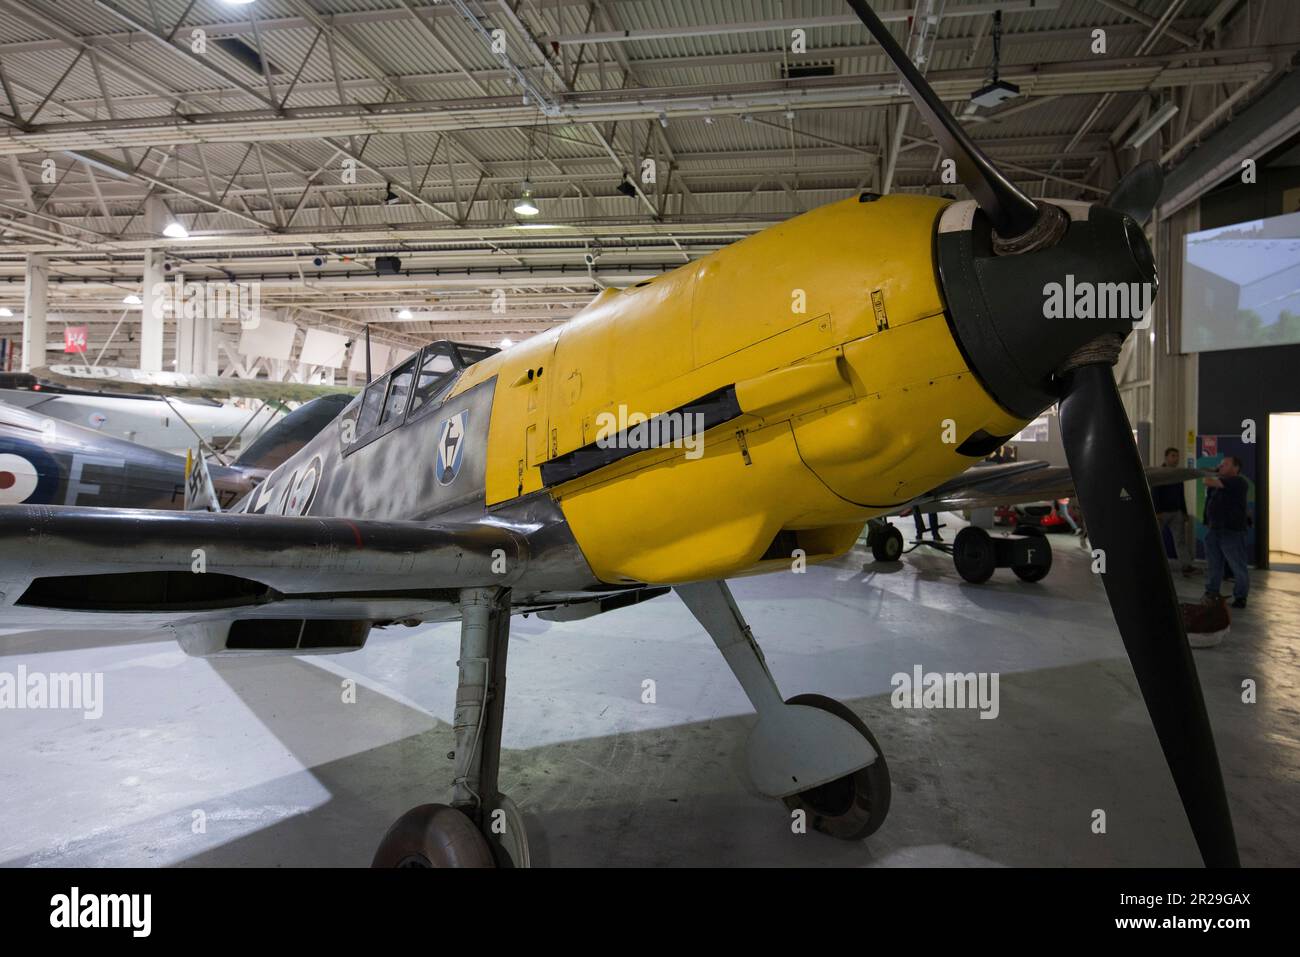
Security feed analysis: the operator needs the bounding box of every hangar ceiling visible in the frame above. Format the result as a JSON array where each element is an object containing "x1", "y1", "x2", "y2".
[{"x1": 0, "y1": 0, "x2": 1296, "y2": 370}]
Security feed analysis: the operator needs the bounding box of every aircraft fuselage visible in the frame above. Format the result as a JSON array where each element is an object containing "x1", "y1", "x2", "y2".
[{"x1": 237, "y1": 194, "x2": 1029, "y2": 589}]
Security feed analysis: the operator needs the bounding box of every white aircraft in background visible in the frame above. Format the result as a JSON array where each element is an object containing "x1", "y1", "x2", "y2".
[{"x1": 0, "y1": 384, "x2": 273, "y2": 457}]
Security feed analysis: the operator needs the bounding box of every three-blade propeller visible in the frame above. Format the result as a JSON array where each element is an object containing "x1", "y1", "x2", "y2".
[
  {"x1": 846, "y1": 1, "x2": 1238, "y2": 866},
  {"x1": 845, "y1": 0, "x2": 1040, "y2": 238}
]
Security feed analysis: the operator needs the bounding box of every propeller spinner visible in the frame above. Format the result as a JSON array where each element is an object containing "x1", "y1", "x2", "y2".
[{"x1": 847, "y1": 1, "x2": 1238, "y2": 866}]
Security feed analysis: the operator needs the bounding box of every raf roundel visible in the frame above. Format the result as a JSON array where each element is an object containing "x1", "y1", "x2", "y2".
[
  {"x1": 0, "y1": 438, "x2": 60, "y2": 505},
  {"x1": 436, "y1": 411, "x2": 468, "y2": 487}
]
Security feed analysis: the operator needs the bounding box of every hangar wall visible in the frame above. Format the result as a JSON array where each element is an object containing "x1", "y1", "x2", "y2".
[
  {"x1": 1154, "y1": 202, "x2": 1199, "y2": 470},
  {"x1": 1271, "y1": 413, "x2": 1300, "y2": 559},
  {"x1": 1194, "y1": 165, "x2": 1300, "y2": 568}
]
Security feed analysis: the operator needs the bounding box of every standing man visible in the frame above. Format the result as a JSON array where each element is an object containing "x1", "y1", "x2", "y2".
[
  {"x1": 910, "y1": 508, "x2": 942, "y2": 542},
  {"x1": 1203, "y1": 455, "x2": 1250, "y2": 609},
  {"x1": 1153, "y1": 446, "x2": 1196, "y2": 577}
]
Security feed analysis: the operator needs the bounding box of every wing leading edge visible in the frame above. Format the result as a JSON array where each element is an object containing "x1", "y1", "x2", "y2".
[
  {"x1": 0, "y1": 505, "x2": 527, "y2": 653},
  {"x1": 908, "y1": 461, "x2": 1207, "y2": 513}
]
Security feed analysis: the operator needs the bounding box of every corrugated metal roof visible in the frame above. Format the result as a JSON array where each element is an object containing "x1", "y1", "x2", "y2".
[{"x1": 0, "y1": 0, "x2": 1290, "y2": 353}]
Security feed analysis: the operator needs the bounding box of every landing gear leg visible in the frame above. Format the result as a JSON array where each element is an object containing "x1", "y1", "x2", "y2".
[
  {"x1": 675, "y1": 580, "x2": 891, "y2": 840},
  {"x1": 372, "y1": 587, "x2": 530, "y2": 868}
]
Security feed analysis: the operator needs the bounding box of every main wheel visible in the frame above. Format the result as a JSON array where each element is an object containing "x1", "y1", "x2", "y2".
[
  {"x1": 482, "y1": 794, "x2": 531, "y2": 868},
  {"x1": 371, "y1": 804, "x2": 496, "y2": 868},
  {"x1": 781, "y1": 694, "x2": 891, "y2": 841},
  {"x1": 953, "y1": 526, "x2": 997, "y2": 583},
  {"x1": 871, "y1": 524, "x2": 904, "y2": 562}
]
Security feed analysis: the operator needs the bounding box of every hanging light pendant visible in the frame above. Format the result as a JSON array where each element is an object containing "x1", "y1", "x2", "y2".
[{"x1": 513, "y1": 179, "x2": 539, "y2": 217}]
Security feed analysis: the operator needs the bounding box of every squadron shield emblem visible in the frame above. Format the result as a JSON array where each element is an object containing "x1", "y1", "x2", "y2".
[{"x1": 436, "y1": 411, "x2": 468, "y2": 486}]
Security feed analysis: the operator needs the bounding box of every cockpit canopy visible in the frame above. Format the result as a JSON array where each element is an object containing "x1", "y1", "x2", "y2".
[{"x1": 345, "y1": 340, "x2": 497, "y2": 455}]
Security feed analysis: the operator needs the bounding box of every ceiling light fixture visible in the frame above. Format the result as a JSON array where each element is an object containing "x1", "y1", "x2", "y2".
[
  {"x1": 397, "y1": 308, "x2": 413, "y2": 320},
  {"x1": 1125, "y1": 101, "x2": 1180, "y2": 150},
  {"x1": 123, "y1": 294, "x2": 143, "y2": 306},
  {"x1": 0, "y1": 307, "x2": 12, "y2": 317},
  {"x1": 163, "y1": 221, "x2": 189, "y2": 239},
  {"x1": 499, "y1": 338, "x2": 514, "y2": 348},
  {"x1": 514, "y1": 123, "x2": 541, "y2": 217},
  {"x1": 513, "y1": 180, "x2": 539, "y2": 217}
]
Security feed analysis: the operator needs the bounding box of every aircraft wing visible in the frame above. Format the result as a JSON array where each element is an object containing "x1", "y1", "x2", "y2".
[
  {"x1": 0, "y1": 505, "x2": 525, "y2": 654},
  {"x1": 33, "y1": 364, "x2": 358, "y2": 402},
  {"x1": 906, "y1": 461, "x2": 1208, "y2": 513}
]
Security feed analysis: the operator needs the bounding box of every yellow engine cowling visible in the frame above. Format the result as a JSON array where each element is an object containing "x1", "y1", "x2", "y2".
[{"x1": 464, "y1": 193, "x2": 1029, "y2": 585}]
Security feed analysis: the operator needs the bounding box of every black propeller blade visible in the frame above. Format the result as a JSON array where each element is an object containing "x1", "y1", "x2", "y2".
[
  {"x1": 1058, "y1": 360, "x2": 1239, "y2": 867},
  {"x1": 1107, "y1": 160, "x2": 1164, "y2": 226},
  {"x1": 848, "y1": 0, "x2": 1238, "y2": 865},
  {"x1": 845, "y1": 0, "x2": 1040, "y2": 239}
]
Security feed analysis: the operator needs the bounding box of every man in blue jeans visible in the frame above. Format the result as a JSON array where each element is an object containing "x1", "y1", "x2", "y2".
[{"x1": 1203, "y1": 455, "x2": 1250, "y2": 609}]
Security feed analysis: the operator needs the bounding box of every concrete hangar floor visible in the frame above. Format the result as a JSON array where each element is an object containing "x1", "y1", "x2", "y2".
[{"x1": 1, "y1": 516, "x2": 1296, "y2": 868}]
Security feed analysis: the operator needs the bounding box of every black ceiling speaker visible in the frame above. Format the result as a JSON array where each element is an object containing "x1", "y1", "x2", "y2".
[{"x1": 375, "y1": 256, "x2": 402, "y2": 276}]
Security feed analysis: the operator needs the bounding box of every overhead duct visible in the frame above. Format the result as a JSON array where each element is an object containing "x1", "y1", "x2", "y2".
[{"x1": 1158, "y1": 69, "x2": 1300, "y2": 219}]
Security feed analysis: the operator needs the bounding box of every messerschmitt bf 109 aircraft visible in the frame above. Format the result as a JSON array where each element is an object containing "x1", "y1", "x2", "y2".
[{"x1": 0, "y1": 0, "x2": 1236, "y2": 868}]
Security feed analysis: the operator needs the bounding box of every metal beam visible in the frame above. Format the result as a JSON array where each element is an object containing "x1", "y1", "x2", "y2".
[
  {"x1": 61, "y1": 149, "x2": 275, "y2": 231},
  {"x1": 540, "y1": 2, "x2": 1062, "y2": 45},
  {"x1": 1159, "y1": 67, "x2": 1300, "y2": 217},
  {"x1": 1093, "y1": 0, "x2": 1199, "y2": 48},
  {"x1": 0, "y1": 54, "x2": 1277, "y2": 157}
]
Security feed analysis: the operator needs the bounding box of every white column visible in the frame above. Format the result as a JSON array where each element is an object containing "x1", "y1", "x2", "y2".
[
  {"x1": 173, "y1": 267, "x2": 217, "y2": 376},
  {"x1": 140, "y1": 249, "x2": 166, "y2": 372},
  {"x1": 175, "y1": 305, "x2": 217, "y2": 375},
  {"x1": 197, "y1": 312, "x2": 216, "y2": 375},
  {"x1": 174, "y1": 284, "x2": 192, "y2": 373},
  {"x1": 20, "y1": 254, "x2": 48, "y2": 372}
]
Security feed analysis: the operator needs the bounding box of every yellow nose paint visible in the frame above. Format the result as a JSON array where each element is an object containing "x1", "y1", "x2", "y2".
[{"x1": 453, "y1": 193, "x2": 1028, "y2": 584}]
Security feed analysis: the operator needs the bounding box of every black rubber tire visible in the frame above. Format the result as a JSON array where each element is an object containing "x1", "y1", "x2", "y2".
[
  {"x1": 781, "y1": 694, "x2": 891, "y2": 841},
  {"x1": 1012, "y1": 562, "x2": 1051, "y2": 582},
  {"x1": 1012, "y1": 537, "x2": 1053, "y2": 582},
  {"x1": 371, "y1": 804, "x2": 496, "y2": 868},
  {"x1": 871, "y1": 525, "x2": 904, "y2": 562},
  {"x1": 953, "y1": 526, "x2": 997, "y2": 583}
]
